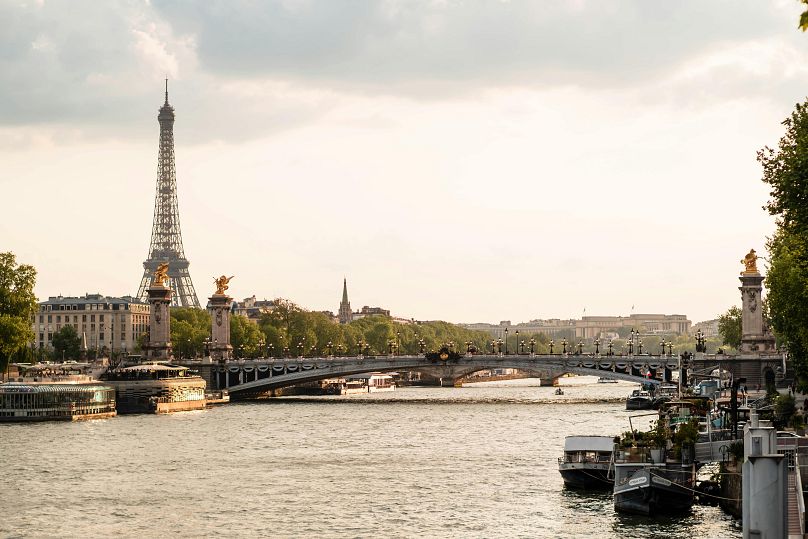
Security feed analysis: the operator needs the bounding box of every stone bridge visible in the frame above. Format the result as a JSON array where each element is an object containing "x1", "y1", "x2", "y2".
[{"x1": 184, "y1": 354, "x2": 684, "y2": 399}]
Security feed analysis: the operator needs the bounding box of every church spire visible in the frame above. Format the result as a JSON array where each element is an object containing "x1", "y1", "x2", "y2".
[{"x1": 338, "y1": 278, "x2": 353, "y2": 324}]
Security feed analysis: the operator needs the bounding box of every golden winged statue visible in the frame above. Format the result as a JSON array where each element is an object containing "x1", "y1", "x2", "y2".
[
  {"x1": 153, "y1": 262, "x2": 169, "y2": 287},
  {"x1": 214, "y1": 275, "x2": 234, "y2": 295},
  {"x1": 741, "y1": 249, "x2": 759, "y2": 275}
]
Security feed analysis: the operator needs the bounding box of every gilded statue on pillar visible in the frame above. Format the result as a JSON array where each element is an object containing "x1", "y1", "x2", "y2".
[
  {"x1": 153, "y1": 262, "x2": 169, "y2": 287},
  {"x1": 741, "y1": 249, "x2": 759, "y2": 275},
  {"x1": 214, "y1": 275, "x2": 234, "y2": 295}
]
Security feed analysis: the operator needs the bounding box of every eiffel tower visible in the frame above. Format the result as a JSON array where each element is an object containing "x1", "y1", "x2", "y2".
[{"x1": 136, "y1": 81, "x2": 201, "y2": 308}]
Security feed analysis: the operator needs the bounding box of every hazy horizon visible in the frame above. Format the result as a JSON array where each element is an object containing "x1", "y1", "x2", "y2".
[{"x1": 3, "y1": 1, "x2": 806, "y2": 325}]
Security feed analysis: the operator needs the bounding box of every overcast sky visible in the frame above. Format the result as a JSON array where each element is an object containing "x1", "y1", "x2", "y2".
[{"x1": 2, "y1": 0, "x2": 806, "y2": 325}]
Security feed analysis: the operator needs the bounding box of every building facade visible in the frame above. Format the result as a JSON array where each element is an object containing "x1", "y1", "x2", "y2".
[
  {"x1": 463, "y1": 313, "x2": 691, "y2": 340},
  {"x1": 33, "y1": 294, "x2": 150, "y2": 356}
]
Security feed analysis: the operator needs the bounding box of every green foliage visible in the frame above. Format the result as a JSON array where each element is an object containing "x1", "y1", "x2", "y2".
[
  {"x1": 255, "y1": 298, "x2": 490, "y2": 357},
  {"x1": 775, "y1": 393, "x2": 797, "y2": 428},
  {"x1": 760, "y1": 99, "x2": 808, "y2": 383},
  {"x1": 0, "y1": 252, "x2": 38, "y2": 372},
  {"x1": 801, "y1": 0, "x2": 808, "y2": 31},
  {"x1": 727, "y1": 440, "x2": 744, "y2": 462},
  {"x1": 718, "y1": 306, "x2": 742, "y2": 349},
  {"x1": 231, "y1": 314, "x2": 264, "y2": 357},
  {"x1": 170, "y1": 308, "x2": 210, "y2": 359},
  {"x1": 673, "y1": 417, "x2": 699, "y2": 448},
  {"x1": 650, "y1": 419, "x2": 669, "y2": 448},
  {"x1": 52, "y1": 325, "x2": 81, "y2": 360}
]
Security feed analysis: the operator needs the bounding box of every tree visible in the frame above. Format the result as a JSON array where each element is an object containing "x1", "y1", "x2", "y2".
[
  {"x1": 801, "y1": 0, "x2": 808, "y2": 31},
  {"x1": 170, "y1": 308, "x2": 211, "y2": 358},
  {"x1": 52, "y1": 325, "x2": 81, "y2": 360},
  {"x1": 718, "y1": 306, "x2": 742, "y2": 349},
  {"x1": 0, "y1": 252, "x2": 37, "y2": 372},
  {"x1": 760, "y1": 99, "x2": 808, "y2": 384},
  {"x1": 231, "y1": 314, "x2": 264, "y2": 357}
]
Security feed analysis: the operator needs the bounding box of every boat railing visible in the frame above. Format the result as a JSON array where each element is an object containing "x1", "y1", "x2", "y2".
[
  {"x1": 558, "y1": 453, "x2": 612, "y2": 465},
  {"x1": 614, "y1": 447, "x2": 653, "y2": 464}
]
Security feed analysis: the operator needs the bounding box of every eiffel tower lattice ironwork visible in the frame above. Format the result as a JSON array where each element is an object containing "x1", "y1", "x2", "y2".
[{"x1": 136, "y1": 82, "x2": 201, "y2": 308}]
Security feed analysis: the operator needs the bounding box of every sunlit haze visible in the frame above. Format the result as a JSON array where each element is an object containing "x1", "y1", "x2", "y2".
[{"x1": 3, "y1": 0, "x2": 806, "y2": 324}]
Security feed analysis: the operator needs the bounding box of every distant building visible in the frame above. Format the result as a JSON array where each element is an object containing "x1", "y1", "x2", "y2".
[
  {"x1": 463, "y1": 313, "x2": 690, "y2": 340},
  {"x1": 33, "y1": 294, "x2": 150, "y2": 355},
  {"x1": 232, "y1": 296, "x2": 274, "y2": 322},
  {"x1": 692, "y1": 319, "x2": 720, "y2": 338},
  {"x1": 338, "y1": 278, "x2": 353, "y2": 324},
  {"x1": 353, "y1": 306, "x2": 391, "y2": 320},
  {"x1": 575, "y1": 314, "x2": 691, "y2": 339}
]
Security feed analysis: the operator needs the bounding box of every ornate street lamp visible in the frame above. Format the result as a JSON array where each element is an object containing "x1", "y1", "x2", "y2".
[
  {"x1": 594, "y1": 338, "x2": 600, "y2": 355},
  {"x1": 638, "y1": 338, "x2": 643, "y2": 355},
  {"x1": 504, "y1": 328, "x2": 509, "y2": 355},
  {"x1": 561, "y1": 338, "x2": 567, "y2": 355},
  {"x1": 465, "y1": 341, "x2": 472, "y2": 354},
  {"x1": 327, "y1": 341, "x2": 333, "y2": 357},
  {"x1": 577, "y1": 341, "x2": 584, "y2": 355},
  {"x1": 608, "y1": 339, "x2": 613, "y2": 356},
  {"x1": 497, "y1": 338, "x2": 503, "y2": 355},
  {"x1": 268, "y1": 343, "x2": 274, "y2": 358},
  {"x1": 515, "y1": 330, "x2": 519, "y2": 354},
  {"x1": 520, "y1": 340, "x2": 526, "y2": 354},
  {"x1": 529, "y1": 337, "x2": 536, "y2": 356},
  {"x1": 549, "y1": 340, "x2": 554, "y2": 354}
]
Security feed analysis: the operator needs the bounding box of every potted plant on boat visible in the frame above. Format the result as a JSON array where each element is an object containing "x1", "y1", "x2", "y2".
[{"x1": 649, "y1": 419, "x2": 669, "y2": 463}]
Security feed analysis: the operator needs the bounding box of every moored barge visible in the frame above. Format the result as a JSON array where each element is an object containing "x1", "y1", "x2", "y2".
[
  {"x1": 0, "y1": 366, "x2": 116, "y2": 422},
  {"x1": 103, "y1": 363, "x2": 206, "y2": 414},
  {"x1": 558, "y1": 435, "x2": 615, "y2": 489}
]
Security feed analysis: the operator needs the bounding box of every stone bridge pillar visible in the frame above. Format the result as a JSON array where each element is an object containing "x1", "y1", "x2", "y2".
[
  {"x1": 208, "y1": 292, "x2": 233, "y2": 361},
  {"x1": 144, "y1": 279, "x2": 172, "y2": 361}
]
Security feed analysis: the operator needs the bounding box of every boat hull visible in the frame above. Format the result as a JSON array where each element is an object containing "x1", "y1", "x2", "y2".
[
  {"x1": 559, "y1": 464, "x2": 613, "y2": 489},
  {"x1": 625, "y1": 398, "x2": 654, "y2": 411},
  {"x1": 613, "y1": 466, "x2": 694, "y2": 515}
]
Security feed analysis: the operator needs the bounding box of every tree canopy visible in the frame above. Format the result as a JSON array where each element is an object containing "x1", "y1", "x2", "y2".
[
  {"x1": 52, "y1": 325, "x2": 81, "y2": 361},
  {"x1": 761, "y1": 98, "x2": 808, "y2": 386},
  {"x1": 717, "y1": 306, "x2": 742, "y2": 349},
  {"x1": 0, "y1": 252, "x2": 38, "y2": 372}
]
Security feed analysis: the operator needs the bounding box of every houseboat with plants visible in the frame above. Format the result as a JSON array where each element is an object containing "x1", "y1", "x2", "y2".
[
  {"x1": 0, "y1": 363, "x2": 116, "y2": 422},
  {"x1": 557, "y1": 435, "x2": 616, "y2": 489},
  {"x1": 102, "y1": 363, "x2": 206, "y2": 414},
  {"x1": 612, "y1": 410, "x2": 701, "y2": 515}
]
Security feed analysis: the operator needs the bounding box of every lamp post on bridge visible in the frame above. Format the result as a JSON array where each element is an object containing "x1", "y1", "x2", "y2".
[
  {"x1": 327, "y1": 341, "x2": 333, "y2": 358},
  {"x1": 496, "y1": 338, "x2": 503, "y2": 356},
  {"x1": 465, "y1": 341, "x2": 472, "y2": 354},
  {"x1": 638, "y1": 338, "x2": 643, "y2": 355},
  {"x1": 418, "y1": 339, "x2": 426, "y2": 354},
  {"x1": 268, "y1": 343, "x2": 274, "y2": 358},
  {"x1": 515, "y1": 330, "x2": 519, "y2": 355},
  {"x1": 549, "y1": 340, "x2": 554, "y2": 354},
  {"x1": 519, "y1": 340, "x2": 525, "y2": 355},
  {"x1": 667, "y1": 340, "x2": 673, "y2": 356},
  {"x1": 561, "y1": 338, "x2": 567, "y2": 355},
  {"x1": 608, "y1": 339, "x2": 613, "y2": 356},
  {"x1": 529, "y1": 338, "x2": 535, "y2": 357},
  {"x1": 504, "y1": 327, "x2": 509, "y2": 355},
  {"x1": 594, "y1": 338, "x2": 600, "y2": 356},
  {"x1": 577, "y1": 341, "x2": 584, "y2": 355}
]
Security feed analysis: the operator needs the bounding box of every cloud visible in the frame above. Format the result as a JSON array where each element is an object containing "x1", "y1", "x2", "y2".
[{"x1": 0, "y1": 0, "x2": 805, "y2": 145}]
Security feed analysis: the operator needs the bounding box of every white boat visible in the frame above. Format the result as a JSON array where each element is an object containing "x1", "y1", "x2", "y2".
[
  {"x1": 597, "y1": 377, "x2": 618, "y2": 384},
  {"x1": 558, "y1": 435, "x2": 615, "y2": 489}
]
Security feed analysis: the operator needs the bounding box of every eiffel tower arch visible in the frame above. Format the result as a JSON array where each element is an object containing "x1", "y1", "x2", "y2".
[{"x1": 136, "y1": 82, "x2": 201, "y2": 308}]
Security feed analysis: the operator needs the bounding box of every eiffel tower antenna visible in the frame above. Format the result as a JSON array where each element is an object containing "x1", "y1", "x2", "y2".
[{"x1": 136, "y1": 82, "x2": 201, "y2": 308}]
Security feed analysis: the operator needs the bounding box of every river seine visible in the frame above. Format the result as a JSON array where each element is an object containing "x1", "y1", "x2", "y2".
[{"x1": 1, "y1": 379, "x2": 740, "y2": 538}]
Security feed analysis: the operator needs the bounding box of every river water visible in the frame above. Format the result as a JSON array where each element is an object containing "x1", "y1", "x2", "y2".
[{"x1": 1, "y1": 378, "x2": 740, "y2": 538}]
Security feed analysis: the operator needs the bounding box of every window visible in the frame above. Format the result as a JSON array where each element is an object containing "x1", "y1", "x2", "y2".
[
  {"x1": 73, "y1": 315, "x2": 78, "y2": 323},
  {"x1": 82, "y1": 315, "x2": 86, "y2": 322},
  {"x1": 91, "y1": 315, "x2": 95, "y2": 322},
  {"x1": 99, "y1": 333, "x2": 105, "y2": 341},
  {"x1": 100, "y1": 314, "x2": 104, "y2": 322},
  {"x1": 47, "y1": 333, "x2": 52, "y2": 341},
  {"x1": 56, "y1": 315, "x2": 61, "y2": 323},
  {"x1": 39, "y1": 333, "x2": 43, "y2": 341},
  {"x1": 47, "y1": 315, "x2": 52, "y2": 323},
  {"x1": 39, "y1": 315, "x2": 43, "y2": 323}
]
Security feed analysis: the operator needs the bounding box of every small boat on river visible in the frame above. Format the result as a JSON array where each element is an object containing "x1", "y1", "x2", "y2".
[
  {"x1": 626, "y1": 389, "x2": 654, "y2": 410},
  {"x1": 597, "y1": 377, "x2": 618, "y2": 384},
  {"x1": 558, "y1": 435, "x2": 615, "y2": 489}
]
